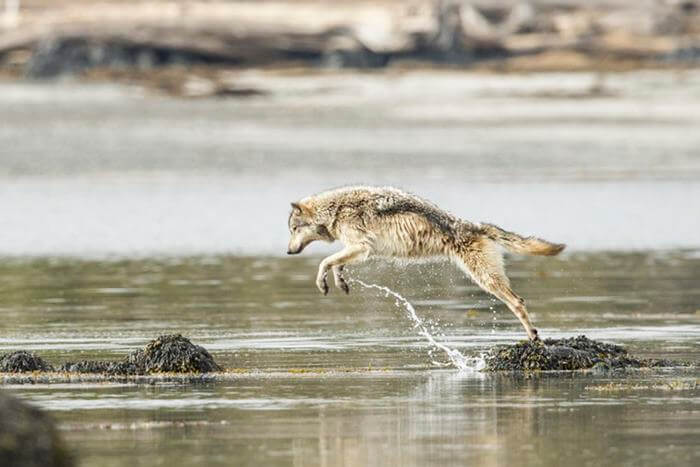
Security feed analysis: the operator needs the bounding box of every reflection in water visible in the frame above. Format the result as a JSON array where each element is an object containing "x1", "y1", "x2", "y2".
[
  {"x1": 11, "y1": 369, "x2": 698, "y2": 467},
  {"x1": 280, "y1": 371, "x2": 697, "y2": 467}
]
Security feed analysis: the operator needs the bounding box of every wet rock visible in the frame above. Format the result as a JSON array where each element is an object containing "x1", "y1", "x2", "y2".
[
  {"x1": 58, "y1": 334, "x2": 221, "y2": 375},
  {"x1": 484, "y1": 335, "x2": 681, "y2": 372},
  {"x1": 0, "y1": 351, "x2": 54, "y2": 373},
  {"x1": 123, "y1": 334, "x2": 222, "y2": 374},
  {"x1": 56, "y1": 361, "x2": 114, "y2": 374},
  {"x1": 0, "y1": 389, "x2": 73, "y2": 467}
]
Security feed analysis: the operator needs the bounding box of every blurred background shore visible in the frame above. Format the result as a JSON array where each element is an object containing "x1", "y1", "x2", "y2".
[{"x1": 2, "y1": 1, "x2": 700, "y2": 95}]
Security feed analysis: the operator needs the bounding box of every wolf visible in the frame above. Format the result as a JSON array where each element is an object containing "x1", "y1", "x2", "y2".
[{"x1": 287, "y1": 186, "x2": 565, "y2": 340}]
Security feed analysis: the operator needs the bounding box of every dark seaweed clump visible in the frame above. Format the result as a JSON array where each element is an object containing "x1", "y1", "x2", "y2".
[
  {"x1": 57, "y1": 334, "x2": 222, "y2": 375},
  {"x1": 0, "y1": 351, "x2": 54, "y2": 373},
  {"x1": 0, "y1": 389, "x2": 74, "y2": 467},
  {"x1": 56, "y1": 361, "x2": 115, "y2": 374},
  {"x1": 484, "y1": 335, "x2": 679, "y2": 372},
  {"x1": 0, "y1": 335, "x2": 221, "y2": 376},
  {"x1": 124, "y1": 334, "x2": 222, "y2": 374}
]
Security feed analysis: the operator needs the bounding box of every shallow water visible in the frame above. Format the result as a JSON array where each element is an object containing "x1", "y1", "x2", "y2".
[{"x1": 1, "y1": 253, "x2": 699, "y2": 466}]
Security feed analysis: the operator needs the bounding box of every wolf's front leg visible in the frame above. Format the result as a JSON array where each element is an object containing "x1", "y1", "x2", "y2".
[
  {"x1": 316, "y1": 268, "x2": 330, "y2": 295},
  {"x1": 332, "y1": 265, "x2": 349, "y2": 294},
  {"x1": 316, "y1": 245, "x2": 369, "y2": 295}
]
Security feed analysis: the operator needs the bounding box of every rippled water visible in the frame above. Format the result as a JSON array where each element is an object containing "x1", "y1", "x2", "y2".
[{"x1": 1, "y1": 253, "x2": 698, "y2": 466}]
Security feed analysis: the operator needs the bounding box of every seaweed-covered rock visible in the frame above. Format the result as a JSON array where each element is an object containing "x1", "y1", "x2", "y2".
[
  {"x1": 0, "y1": 389, "x2": 73, "y2": 467},
  {"x1": 56, "y1": 361, "x2": 115, "y2": 374},
  {"x1": 0, "y1": 351, "x2": 54, "y2": 373},
  {"x1": 58, "y1": 335, "x2": 221, "y2": 375},
  {"x1": 484, "y1": 335, "x2": 678, "y2": 372},
  {"x1": 122, "y1": 334, "x2": 222, "y2": 374}
]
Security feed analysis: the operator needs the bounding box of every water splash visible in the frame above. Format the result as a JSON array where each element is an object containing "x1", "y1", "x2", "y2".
[
  {"x1": 349, "y1": 278, "x2": 484, "y2": 372},
  {"x1": 490, "y1": 301, "x2": 497, "y2": 334}
]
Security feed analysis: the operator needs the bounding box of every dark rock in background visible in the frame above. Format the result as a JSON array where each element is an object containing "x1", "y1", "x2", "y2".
[
  {"x1": 0, "y1": 390, "x2": 73, "y2": 467},
  {"x1": 0, "y1": 351, "x2": 54, "y2": 373},
  {"x1": 24, "y1": 38, "x2": 239, "y2": 79}
]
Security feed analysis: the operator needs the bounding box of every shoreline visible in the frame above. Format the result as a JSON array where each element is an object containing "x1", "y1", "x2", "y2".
[
  {"x1": 1, "y1": 1, "x2": 700, "y2": 96},
  {"x1": 3, "y1": 59, "x2": 700, "y2": 98}
]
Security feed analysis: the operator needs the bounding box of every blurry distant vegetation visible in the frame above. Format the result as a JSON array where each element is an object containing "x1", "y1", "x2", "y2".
[{"x1": 1, "y1": 1, "x2": 699, "y2": 95}]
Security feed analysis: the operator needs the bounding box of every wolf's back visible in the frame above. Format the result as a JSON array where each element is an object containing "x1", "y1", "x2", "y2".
[{"x1": 481, "y1": 223, "x2": 565, "y2": 256}]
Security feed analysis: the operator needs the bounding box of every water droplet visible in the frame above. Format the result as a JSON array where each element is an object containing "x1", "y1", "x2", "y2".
[{"x1": 351, "y1": 278, "x2": 483, "y2": 372}]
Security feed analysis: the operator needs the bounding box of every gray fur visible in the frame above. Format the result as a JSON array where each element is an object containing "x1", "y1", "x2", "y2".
[{"x1": 287, "y1": 185, "x2": 565, "y2": 341}]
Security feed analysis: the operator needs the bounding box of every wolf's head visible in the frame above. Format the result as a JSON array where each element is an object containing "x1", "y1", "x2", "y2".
[{"x1": 287, "y1": 202, "x2": 333, "y2": 254}]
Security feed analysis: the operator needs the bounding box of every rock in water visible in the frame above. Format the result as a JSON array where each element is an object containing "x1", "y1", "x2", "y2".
[
  {"x1": 124, "y1": 334, "x2": 222, "y2": 374},
  {"x1": 56, "y1": 361, "x2": 114, "y2": 374},
  {"x1": 0, "y1": 352, "x2": 54, "y2": 373},
  {"x1": 57, "y1": 334, "x2": 221, "y2": 375},
  {"x1": 0, "y1": 390, "x2": 73, "y2": 467},
  {"x1": 484, "y1": 335, "x2": 677, "y2": 372}
]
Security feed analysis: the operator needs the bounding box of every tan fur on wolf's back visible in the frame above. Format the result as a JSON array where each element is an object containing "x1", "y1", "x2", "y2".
[{"x1": 287, "y1": 186, "x2": 565, "y2": 341}]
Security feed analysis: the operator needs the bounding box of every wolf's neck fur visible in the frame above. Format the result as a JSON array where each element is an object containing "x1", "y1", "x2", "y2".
[{"x1": 302, "y1": 185, "x2": 468, "y2": 239}]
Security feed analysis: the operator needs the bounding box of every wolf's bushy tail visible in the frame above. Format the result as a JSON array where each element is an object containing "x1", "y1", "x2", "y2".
[{"x1": 481, "y1": 223, "x2": 565, "y2": 256}]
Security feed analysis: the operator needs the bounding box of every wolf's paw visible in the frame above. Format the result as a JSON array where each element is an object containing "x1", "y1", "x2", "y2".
[
  {"x1": 332, "y1": 265, "x2": 349, "y2": 294},
  {"x1": 316, "y1": 277, "x2": 329, "y2": 296}
]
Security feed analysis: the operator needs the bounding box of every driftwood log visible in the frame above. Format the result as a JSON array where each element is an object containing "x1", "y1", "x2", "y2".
[{"x1": 0, "y1": 1, "x2": 698, "y2": 78}]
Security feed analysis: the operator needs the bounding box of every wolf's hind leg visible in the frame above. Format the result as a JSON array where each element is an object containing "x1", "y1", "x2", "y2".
[
  {"x1": 332, "y1": 265, "x2": 349, "y2": 294},
  {"x1": 484, "y1": 278, "x2": 538, "y2": 341},
  {"x1": 455, "y1": 245, "x2": 539, "y2": 340}
]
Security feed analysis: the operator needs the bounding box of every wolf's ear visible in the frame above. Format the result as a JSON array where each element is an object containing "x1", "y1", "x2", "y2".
[{"x1": 291, "y1": 202, "x2": 313, "y2": 216}]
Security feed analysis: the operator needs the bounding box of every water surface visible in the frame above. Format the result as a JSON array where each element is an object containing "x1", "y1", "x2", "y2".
[{"x1": 2, "y1": 253, "x2": 698, "y2": 466}]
